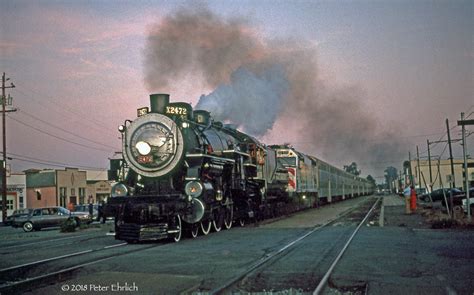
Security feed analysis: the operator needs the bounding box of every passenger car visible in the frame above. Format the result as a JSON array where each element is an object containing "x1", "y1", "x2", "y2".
[
  {"x1": 420, "y1": 188, "x2": 463, "y2": 202},
  {"x1": 4, "y1": 209, "x2": 32, "y2": 226},
  {"x1": 441, "y1": 188, "x2": 474, "y2": 212},
  {"x1": 13, "y1": 206, "x2": 91, "y2": 232},
  {"x1": 75, "y1": 204, "x2": 98, "y2": 220}
]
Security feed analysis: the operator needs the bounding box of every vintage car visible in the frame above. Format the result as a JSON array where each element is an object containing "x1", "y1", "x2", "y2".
[
  {"x1": 13, "y1": 206, "x2": 91, "y2": 232},
  {"x1": 420, "y1": 188, "x2": 464, "y2": 202},
  {"x1": 4, "y1": 209, "x2": 33, "y2": 226}
]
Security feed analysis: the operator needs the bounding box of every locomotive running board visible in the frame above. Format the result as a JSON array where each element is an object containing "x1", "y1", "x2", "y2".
[{"x1": 186, "y1": 153, "x2": 235, "y2": 164}]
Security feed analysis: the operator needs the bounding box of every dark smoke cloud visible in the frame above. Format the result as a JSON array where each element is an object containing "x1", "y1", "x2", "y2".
[
  {"x1": 144, "y1": 6, "x2": 406, "y2": 175},
  {"x1": 144, "y1": 5, "x2": 264, "y2": 89}
]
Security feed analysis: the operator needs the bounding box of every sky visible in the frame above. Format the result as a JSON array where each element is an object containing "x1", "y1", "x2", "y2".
[{"x1": 1, "y1": 0, "x2": 473, "y2": 181}]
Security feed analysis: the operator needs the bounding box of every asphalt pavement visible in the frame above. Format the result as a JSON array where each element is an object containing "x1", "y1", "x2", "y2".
[
  {"x1": 2, "y1": 195, "x2": 472, "y2": 295},
  {"x1": 332, "y1": 194, "x2": 474, "y2": 295}
]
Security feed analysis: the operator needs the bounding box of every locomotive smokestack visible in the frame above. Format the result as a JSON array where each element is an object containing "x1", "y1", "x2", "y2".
[{"x1": 150, "y1": 93, "x2": 169, "y2": 114}]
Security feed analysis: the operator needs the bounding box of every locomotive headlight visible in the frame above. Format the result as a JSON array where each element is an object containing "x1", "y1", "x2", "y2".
[
  {"x1": 185, "y1": 181, "x2": 203, "y2": 198},
  {"x1": 135, "y1": 141, "x2": 151, "y2": 155},
  {"x1": 111, "y1": 183, "x2": 129, "y2": 197}
]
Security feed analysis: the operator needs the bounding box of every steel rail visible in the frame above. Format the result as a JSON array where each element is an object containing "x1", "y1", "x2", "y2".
[
  {"x1": 0, "y1": 242, "x2": 127, "y2": 273},
  {"x1": 0, "y1": 232, "x2": 99, "y2": 250},
  {"x1": 313, "y1": 197, "x2": 381, "y2": 294},
  {"x1": 0, "y1": 243, "x2": 160, "y2": 294},
  {"x1": 209, "y1": 197, "x2": 380, "y2": 295}
]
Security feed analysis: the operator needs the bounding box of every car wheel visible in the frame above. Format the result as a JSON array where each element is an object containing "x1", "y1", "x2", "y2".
[{"x1": 23, "y1": 221, "x2": 34, "y2": 232}]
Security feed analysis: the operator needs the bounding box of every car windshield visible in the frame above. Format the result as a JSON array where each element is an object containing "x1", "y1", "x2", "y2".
[{"x1": 58, "y1": 207, "x2": 70, "y2": 215}]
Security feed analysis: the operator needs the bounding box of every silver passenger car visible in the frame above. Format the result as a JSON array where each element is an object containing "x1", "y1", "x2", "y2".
[{"x1": 13, "y1": 206, "x2": 91, "y2": 232}]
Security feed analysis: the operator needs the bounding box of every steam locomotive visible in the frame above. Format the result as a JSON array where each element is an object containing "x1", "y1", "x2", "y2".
[{"x1": 107, "y1": 94, "x2": 373, "y2": 242}]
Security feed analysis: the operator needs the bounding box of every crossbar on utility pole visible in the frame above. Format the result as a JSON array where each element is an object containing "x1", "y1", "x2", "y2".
[
  {"x1": 1, "y1": 72, "x2": 15, "y2": 223},
  {"x1": 458, "y1": 113, "x2": 472, "y2": 222}
]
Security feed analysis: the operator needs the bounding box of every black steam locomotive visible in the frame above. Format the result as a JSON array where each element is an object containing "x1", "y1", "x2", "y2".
[{"x1": 107, "y1": 94, "x2": 373, "y2": 242}]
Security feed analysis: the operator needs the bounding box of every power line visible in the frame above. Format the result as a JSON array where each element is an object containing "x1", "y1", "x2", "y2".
[
  {"x1": 12, "y1": 87, "x2": 118, "y2": 139},
  {"x1": 17, "y1": 109, "x2": 119, "y2": 150},
  {"x1": 8, "y1": 115, "x2": 114, "y2": 153},
  {"x1": 11, "y1": 156, "x2": 107, "y2": 170}
]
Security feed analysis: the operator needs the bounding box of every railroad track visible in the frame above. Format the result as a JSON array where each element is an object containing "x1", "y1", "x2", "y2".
[
  {"x1": 0, "y1": 233, "x2": 112, "y2": 254},
  {"x1": 0, "y1": 240, "x2": 161, "y2": 295},
  {"x1": 206, "y1": 196, "x2": 381, "y2": 294}
]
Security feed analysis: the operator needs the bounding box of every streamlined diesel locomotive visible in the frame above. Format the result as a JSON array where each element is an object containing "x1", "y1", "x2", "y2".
[{"x1": 107, "y1": 94, "x2": 373, "y2": 242}]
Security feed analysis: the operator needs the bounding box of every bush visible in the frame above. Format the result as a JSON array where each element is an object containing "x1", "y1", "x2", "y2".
[
  {"x1": 60, "y1": 217, "x2": 77, "y2": 232},
  {"x1": 431, "y1": 218, "x2": 458, "y2": 229}
]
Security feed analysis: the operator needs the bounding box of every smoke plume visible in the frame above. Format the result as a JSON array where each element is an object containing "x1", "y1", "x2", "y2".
[{"x1": 144, "y1": 5, "x2": 406, "y2": 175}]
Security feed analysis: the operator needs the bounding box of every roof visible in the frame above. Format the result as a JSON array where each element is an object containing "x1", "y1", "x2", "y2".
[{"x1": 26, "y1": 171, "x2": 56, "y2": 188}]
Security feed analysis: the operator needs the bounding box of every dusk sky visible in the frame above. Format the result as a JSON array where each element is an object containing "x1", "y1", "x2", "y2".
[{"x1": 1, "y1": 0, "x2": 473, "y2": 181}]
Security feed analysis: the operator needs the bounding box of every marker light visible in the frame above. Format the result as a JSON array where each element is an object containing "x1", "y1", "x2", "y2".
[
  {"x1": 111, "y1": 183, "x2": 128, "y2": 197},
  {"x1": 185, "y1": 181, "x2": 203, "y2": 198}
]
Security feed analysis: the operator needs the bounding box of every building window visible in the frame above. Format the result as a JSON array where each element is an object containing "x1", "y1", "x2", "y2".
[
  {"x1": 71, "y1": 188, "x2": 75, "y2": 196},
  {"x1": 79, "y1": 188, "x2": 85, "y2": 204},
  {"x1": 7, "y1": 199, "x2": 13, "y2": 210},
  {"x1": 36, "y1": 190, "x2": 42, "y2": 200},
  {"x1": 59, "y1": 187, "x2": 67, "y2": 207}
]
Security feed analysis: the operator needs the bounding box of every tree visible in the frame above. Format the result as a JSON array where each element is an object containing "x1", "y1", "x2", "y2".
[
  {"x1": 366, "y1": 175, "x2": 376, "y2": 188},
  {"x1": 384, "y1": 166, "x2": 398, "y2": 191},
  {"x1": 343, "y1": 162, "x2": 361, "y2": 176}
]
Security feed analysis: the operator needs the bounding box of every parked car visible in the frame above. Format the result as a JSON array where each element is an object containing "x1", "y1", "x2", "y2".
[
  {"x1": 13, "y1": 206, "x2": 91, "y2": 232},
  {"x1": 415, "y1": 188, "x2": 426, "y2": 196},
  {"x1": 442, "y1": 187, "x2": 474, "y2": 210},
  {"x1": 462, "y1": 196, "x2": 474, "y2": 213},
  {"x1": 75, "y1": 204, "x2": 98, "y2": 220},
  {"x1": 4, "y1": 209, "x2": 32, "y2": 226},
  {"x1": 420, "y1": 188, "x2": 463, "y2": 202}
]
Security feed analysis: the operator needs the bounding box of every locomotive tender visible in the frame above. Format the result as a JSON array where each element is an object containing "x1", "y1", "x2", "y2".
[{"x1": 108, "y1": 94, "x2": 373, "y2": 242}]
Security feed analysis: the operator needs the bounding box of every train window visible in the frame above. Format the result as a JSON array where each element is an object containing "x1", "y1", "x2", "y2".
[{"x1": 278, "y1": 157, "x2": 296, "y2": 167}]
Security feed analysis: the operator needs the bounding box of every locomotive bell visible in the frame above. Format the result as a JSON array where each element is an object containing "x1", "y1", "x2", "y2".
[{"x1": 149, "y1": 93, "x2": 169, "y2": 114}]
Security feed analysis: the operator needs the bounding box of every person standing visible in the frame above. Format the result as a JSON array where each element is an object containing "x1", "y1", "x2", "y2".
[
  {"x1": 67, "y1": 201, "x2": 74, "y2": 212},
  {"x1": 410, "y1": 186, "x2": 417, "y2": 213},
  {"x1": 88, "y1": 202, "x2": 94, "y2": 221},
  {"x1": 403, "y1": 185, "x2": 411, "y2": 214}
]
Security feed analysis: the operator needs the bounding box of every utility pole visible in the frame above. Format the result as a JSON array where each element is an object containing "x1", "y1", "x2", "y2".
[
  {"x1": 427, "y1": 139, "x2": 433, "y2": 192},
  {"x1": 446, "y1": 119, "x2": 456, "y2": 188},
  {"x1": 408, "y1": 151, "x2": 413, "y2": 185},
  {"x1": 1, "y1": 72, "x2": 15, "y2": 223},
  {"x1": 416, "y1": 145, "x2": 421, "y2": 189},
  {"x1": 458, "y1": 113, "x2": 473, "y2": 222}
]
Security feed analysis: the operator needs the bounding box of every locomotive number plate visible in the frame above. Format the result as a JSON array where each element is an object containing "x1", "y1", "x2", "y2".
[
  {"x1": 137, "y1": 155, "x2": 153, "y2": 164},
  {"x1": 166, "y1": 106, "x2": 187, "y2": 115}
]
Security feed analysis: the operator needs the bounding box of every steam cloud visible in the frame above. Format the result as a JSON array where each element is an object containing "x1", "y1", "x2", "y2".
[{"x1": 144, "y1": 5, "x2": 406, "y2": 175}]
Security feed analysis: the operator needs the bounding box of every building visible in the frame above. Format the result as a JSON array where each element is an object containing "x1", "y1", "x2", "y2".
[
  {"x1": 26, "y1": 168, "x2": 87, "y2": 208},
  {"x1": 409, "y1": 159, "x2": 474, "y2": 191},
  {"x1": 24, "y1": 168, "x2": 111, "y2": 209},
  {"x1": 86, "y1": 180, "x2": 111, "y2": 203},
  {"x1": 0, "y1": 172, "x2": 27, "y2": 221},
  {"x1": 85, "y1": 170, "x2": 111, "y2": 203}
]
